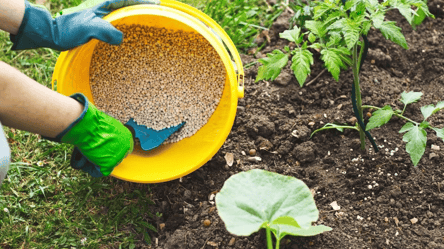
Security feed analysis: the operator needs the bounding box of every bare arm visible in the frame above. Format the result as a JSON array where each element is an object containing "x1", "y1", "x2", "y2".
[
  {"x1": 0, "y1": 62, "x2": 83, "y2": 138},
  {"x1": 0, "y1": 1, "x2": 83, "y2": 138},
  {"x1": 0, "y1": 0, "x2": 26, "y2": 35}
]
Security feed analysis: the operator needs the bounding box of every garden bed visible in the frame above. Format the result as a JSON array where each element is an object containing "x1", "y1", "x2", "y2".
[{"x1": 144, "y1": 1, "x2": 444, "y2": 248}]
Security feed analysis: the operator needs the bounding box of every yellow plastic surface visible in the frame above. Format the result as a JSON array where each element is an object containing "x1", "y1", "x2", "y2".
[{"x1": 51, "y1": 1, "x2": 243, "y2": 183}]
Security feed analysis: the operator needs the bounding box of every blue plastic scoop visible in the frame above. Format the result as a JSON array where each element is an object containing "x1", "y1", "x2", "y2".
[{"x1": 125, "y1": 118, "x2": 185, "y2": 151}]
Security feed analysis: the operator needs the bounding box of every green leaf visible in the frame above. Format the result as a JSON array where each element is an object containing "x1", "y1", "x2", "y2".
[
  {"x1": 420, "y1": 121, "x2": 430, "y2": 129},
  {"x1": 327, "y1": 19, "x2": 345, "y2": 31},
  {"x1": 321, "y1": 48, "x2": 344, "y2": 81},
  {"x1": 311, "y1": 123, "x2": 358, "y2": 137},
  {"x1": 271, "y1": 223, "x2": 332, "y2": 240},
  {"x1": 400, "y1": 91, "x2": 423, "y2": 105},
  {"x1": 421, "y1": 104, "x2": 435, "y2": 120},
  {"x1": 343, "y1": 19, "x2": 361, "y2": 49},
  {"x1": 436, "y1": 101, "x2": 444, "y2": 109},
  {"x1": 291, "y1": 48, "x2": 314, "y2": 87},
  {"x1": 366, "y1": 106, "x2": 394, "y2": 130},
  {"x1": 305, "y1": 21, "x2": 327, "y2": 38},
  {"x1": 401, "y1": 125, "x2": 427, "y2": 166},
  {"x1": 215, "y1": 169, "x2": 322, "y2": 236},
  {"x1": 432, "y1": 127, "x2": 444, "y2": 141},
  {"x1": 378, "y1": 21, "x2": 408, "y2": 49},
  {"x1": 330, "y1": 47, "x2": 352, "y2": 67},
  {"x1": 367, "y1": 0, "x2": 379, "y2": 7},
  {"x1": 313, "y1": 3, "x2": 332, "y2": 20},
  {"x1": 256, "y1": 50, "x2": 289, "y2": 82},
  {"x1": 393, "y1": 2, "x2": 415, "y2": 24},
  {"x1": 362, "y1": 20, "x2": 372, "y2": 35},
  {"x1": 412, "y1": 7, "x2": 426, "y2": 28},
  {"x1": 371, "y1": 11, "x2": 385, "y2": 29},
  {"x1": 280, "y1": 26, "x2": 301, "y2": 44},
  {"x1": 272, "y1": 216, "x2": 301, "y2": 227},
  {"x1": 308, "y1": 33, "x2": 317, "y2": 43},
  {"x1": 399, "y1": 122, "x2": 415, "y2": 133}
]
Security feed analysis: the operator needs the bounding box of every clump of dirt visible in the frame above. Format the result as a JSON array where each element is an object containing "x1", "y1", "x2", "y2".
[{"x1": 131, "y1": 2, "x2": 444, "y2": 248}]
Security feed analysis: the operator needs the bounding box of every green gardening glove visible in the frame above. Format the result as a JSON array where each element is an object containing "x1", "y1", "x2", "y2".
[{"x1": 50, "y1": 93, "x2": 133, "y2": 177}]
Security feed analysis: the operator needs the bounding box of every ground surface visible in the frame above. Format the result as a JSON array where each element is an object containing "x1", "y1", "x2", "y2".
[{"x1": 144, "y1": 2, "x2": 444, "y2": 249}]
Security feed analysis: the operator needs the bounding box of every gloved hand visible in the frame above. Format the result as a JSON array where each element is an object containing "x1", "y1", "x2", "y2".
[
  {"x1": 49, "y1": 94, "x2": 134, "y2": 177},
  {"x1": 10, "y1": 0, "x2": 160, "y2": 51}
]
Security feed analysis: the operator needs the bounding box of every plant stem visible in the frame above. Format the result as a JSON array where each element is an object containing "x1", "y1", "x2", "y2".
[
  {"x1": 352, "y1": 43, "x2": 365, "y2": 150},
  {"x1": 266, "y1": 226, "x2": 274, "y2": 249},
  {"x1": 362, "y1": 105, "x2": 419, "y2": 125}
]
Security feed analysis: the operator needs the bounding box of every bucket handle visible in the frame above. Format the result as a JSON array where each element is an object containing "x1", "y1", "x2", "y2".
[{"x1": 160, "y1": 0, "x2": 244, "y2": 98}]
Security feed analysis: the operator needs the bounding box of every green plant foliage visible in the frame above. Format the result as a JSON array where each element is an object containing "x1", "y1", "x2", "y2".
[
  {"x1": 311, "y1": 123, "x2": 357, "y2": 137},
  {"x1": 256, "y1": 50, "x2": 289, "y2": 82},
  {"x1": 216, "y1": 169, "x2": 331, "y2": 248},
  {"x1": 319, "y1": 91, "x2": 444, "y2": 166},
  {"x1": 365, "y1": 105, "x2": 394, "y2": 130},
  {"x1": 203, "y1": 0, "x2": 282, "y2": 51},
  {"x1": 400, "y1": 123, "x2": 427, "y2": 166},
  {"x1": 291, "y1": 47, "x2": 313, "y2": 86},
  {"x1": 378, "y1": 21, "x2": 408, "y2": 49},
  {"x1": 255, "y1": 0, "x2": 433, "y2": 86},
  {"x1": 400, "y1": 91, "x2": 423, "y2": 105}
]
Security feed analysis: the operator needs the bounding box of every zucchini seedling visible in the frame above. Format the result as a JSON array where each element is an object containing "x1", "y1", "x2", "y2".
[{"x1": 216, "y1": 169, "x2": 331, "y2": 249}]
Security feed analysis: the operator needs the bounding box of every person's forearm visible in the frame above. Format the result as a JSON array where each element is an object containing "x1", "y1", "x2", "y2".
[
  {"x1": 0, "y1": 0, "x2": 26, "y2": 35},
  {"x1": 0, "y1": 62, "x2": 83, "y2": 138}
]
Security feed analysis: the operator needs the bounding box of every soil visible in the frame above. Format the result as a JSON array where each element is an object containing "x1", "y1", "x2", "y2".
[{"x1": 128, "y1": 2, "x2": 444, "y2": 248}]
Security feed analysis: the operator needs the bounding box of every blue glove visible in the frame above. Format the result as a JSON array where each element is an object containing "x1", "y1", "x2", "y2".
[{"x1": 10, "y1": 0, "x2": 160, "y2": 51}]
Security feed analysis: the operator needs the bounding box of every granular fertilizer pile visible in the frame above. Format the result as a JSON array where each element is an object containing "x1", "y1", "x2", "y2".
[{"x1": 89, "y1": 24, "x2": 226, "y2": 143}]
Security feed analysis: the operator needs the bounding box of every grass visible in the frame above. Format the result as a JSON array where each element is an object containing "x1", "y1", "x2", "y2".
[{"x1": 0, "y1": 0, "x2": 283, "y2": 248}]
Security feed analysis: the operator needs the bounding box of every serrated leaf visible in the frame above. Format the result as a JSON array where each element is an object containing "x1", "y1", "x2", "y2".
[
  {"x1": 326, "y1": 33, "x2": 342, "y2": 47},
  {"x1": 421, "y1": 104, "x2": 435, "y2": 120},
  {"x1": 400, "y1": 91, "x2": 423, "y2": 105},
  {"x1": 399, "y1": 122, "x2": 415, "y2": 133},
  {"x1": 371, "y1": 11, "x2": 385, "y2": 29},
  {"x1": 291, "y1": 48, "x2": 313, "y2": 87},
  {"x1": 362, "y1": 20, "x2": 372, "y2": 35},
  {"x1": 256, "y1": 50, "x2": 289, "y2": 82},
  {"x1": 394, "y1": 2, "x2": 415, "y2": 24},
  {"x1": 305, "y1": 20, "x2": 327, "y2": 38},
  {"x1": 280, "y1": 26, "x2": 301, "y2": 43},
  {"x1": 324, "y1": 12, "x2": 343, "y2": 27},
  {"x1": 314, "y1": 3, "x2": 331, "y2": 20},
  {"x1": 326, "y1": 19, "x2": 345, "y2": 31},
  {"x1": 378, "y1": 21, "x2": 408, "y2": 49},
  {"x1": 321, "y1": 48, "x2": 344, "y2": 81},
  {"x1": 433, "y1": 127, "x2": 444, "y2": 141},
  {"x1": 366, "y1": 106, "x2": 394, "y2": 130},
  {"x1": 402, "y1": 125, "x2": 427, "y2": 166},
  {"x1": 308, "y1": 32, "x2": 317, "y2": 43},
  {"x1": 343, "y1": 19, "x2": 361, "y2": 49},
  {"x1": 330, "y1": 47, "x2": 352, "y2": 67},
  {"x1": 367, "y1": 0, "x2": 379, "y2": 9}
]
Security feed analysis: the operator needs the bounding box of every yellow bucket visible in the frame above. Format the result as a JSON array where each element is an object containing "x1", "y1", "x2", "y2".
[{"x1": 52, "y1": 0, "x2": 244, "y2": 183}]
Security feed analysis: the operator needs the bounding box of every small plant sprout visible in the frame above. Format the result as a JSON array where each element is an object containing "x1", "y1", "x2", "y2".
[
  {"x1": 364, "y1": 91, "x2": 444, "y2": 166},
  {"x1": 312, "y1": 91, "x2": 444, "y2": 166},
  {"x1": 256, "y1": 0, "x2": 434, "y2": 152},
  {"x1": 216, "y1": 169, "x2": 331, "y2": 249}
]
